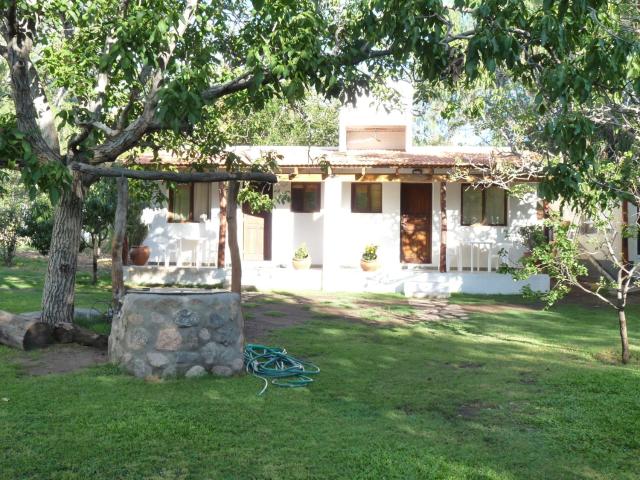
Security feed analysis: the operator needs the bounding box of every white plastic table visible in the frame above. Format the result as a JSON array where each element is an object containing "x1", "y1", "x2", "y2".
[
  {"x1": 178, "y1": 237, "x2": 208, "y2": 267},
  {"x1": 464, "y1": 241, "x2": 513, "y2": 272}
]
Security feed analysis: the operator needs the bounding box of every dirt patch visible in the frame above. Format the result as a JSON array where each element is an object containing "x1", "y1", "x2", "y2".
[
  {"x1": 243, "y1": 293, "x2": 316, "y2": 342},
  {"x1": 459, "y1": 303, "x2": 539, "y2": 315},
  {"x1": 242, "y1": 292, "x2": 480, "y2": 341},
  {"x1": 457, "y1": 401, "x2": 498, "y2": 420},
  {"x1": 518, "y1": 371, "x2": 538, "y2": 385},
  {"x1": 13, "y1": 344, "x2": 108, "y2": 376},
  {"x1": 458, "y1": 362, "x2": 485, "y2": 369}
]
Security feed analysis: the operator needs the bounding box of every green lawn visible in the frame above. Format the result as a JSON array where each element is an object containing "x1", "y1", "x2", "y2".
[
  {"x1": 1, "y1": 258, "x2": 639, "y2": 479},
  {"x1": 0, "y1": 255, "x2": 112, "y2": 314}
]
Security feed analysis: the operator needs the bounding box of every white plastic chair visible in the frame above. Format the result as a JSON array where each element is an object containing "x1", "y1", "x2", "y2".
[
  {"x1": 447, "y1": 245, "x2": 463, "y2": 272},
  {"x1": 162, "y1": 239, "x2": 180, "y2": 267}
]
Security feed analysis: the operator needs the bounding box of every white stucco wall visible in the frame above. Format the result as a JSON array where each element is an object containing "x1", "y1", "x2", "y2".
[
  {"x1": 141, "y1": 180, "x2": 541, "y2": 272},
  {"x1": 333, "y1": 180, "x2": 400, "y2": 267},
  {"x1": 271, "y1": 180, "x2": 399, "y2": 267},
  {"x1": 271, "y1": 182, "x2": 324, "y2": 266}
]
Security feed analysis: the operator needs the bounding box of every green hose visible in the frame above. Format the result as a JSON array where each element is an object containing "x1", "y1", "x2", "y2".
[{"x1": 244, "y1": 343, "x2": 320, "y2": 395}]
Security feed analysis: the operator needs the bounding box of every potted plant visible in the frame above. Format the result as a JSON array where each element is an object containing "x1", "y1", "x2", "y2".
[
  {"x1": 360, "y1": 244, "x2": 380, "y2": 272},
  {"x1": 128, "y1": 210, "x2": 150, "y2": 266},
  {"x1": 292, "y1": 243, "x2": 312, "y2": 270}
]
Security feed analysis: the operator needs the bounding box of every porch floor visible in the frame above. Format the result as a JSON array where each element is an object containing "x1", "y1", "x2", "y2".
[{"x1": 124, "y1": 264, "x2": 549, "y2": 296}]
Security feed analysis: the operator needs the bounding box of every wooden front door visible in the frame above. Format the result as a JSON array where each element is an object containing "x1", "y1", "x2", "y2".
[
  {"x1": 400, "y1": 183, "x2": 432, "y2": 264},
  {"x1": 242, "y1": 186, "x2": 272, "y2": 261}
]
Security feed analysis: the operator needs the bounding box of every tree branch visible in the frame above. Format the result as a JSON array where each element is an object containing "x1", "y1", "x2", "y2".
[
  {"x1": 4, "y1": 6, "x2": 61, "y2": 161},
  {"x1": 68, "y1": 0, "x2": 134, "y2": 154},
  {"x1": 201, "y1": 71, "x2": 258, "y2": 101},
  {"x1": 88, "y1": 0, "x2": 199, "y2": 164},
  {"x1": 69, "y1": 162, "x2": 277, "y2": 183}
]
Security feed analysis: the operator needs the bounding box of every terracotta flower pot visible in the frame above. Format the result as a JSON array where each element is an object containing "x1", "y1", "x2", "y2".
[
  {"x1": 129, "y1": 245, "x2": 150, "y2": 266},
  {"x1": 292, "y1": 256, "x2": 312, "y2": 270},
  {"x1": 360, "y1": 259, "x2": 379, "y2": 272}
]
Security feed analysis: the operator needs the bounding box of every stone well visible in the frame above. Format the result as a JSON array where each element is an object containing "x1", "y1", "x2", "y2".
[{"x1": 109, "y1": 289, "x2": 244, "y2": 378}]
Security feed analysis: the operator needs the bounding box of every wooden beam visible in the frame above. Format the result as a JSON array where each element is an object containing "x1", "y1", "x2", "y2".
[
  {"x1": 277, "y1": 173, "x2": 325, "y2": 182},
  {"x1": 70, "y1": 163, "x2": 278, "y2": 183},
  {"x1": 356, "y1": 174, "x2": 400, "y2": 182},
  {"x1": 439, "y1": 182, "x2": 447, "y2": 273}
]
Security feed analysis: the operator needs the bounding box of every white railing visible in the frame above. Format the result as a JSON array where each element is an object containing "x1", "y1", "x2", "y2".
[{"x1": 447, "y1": 241, "x2": 515, "y2": 272}]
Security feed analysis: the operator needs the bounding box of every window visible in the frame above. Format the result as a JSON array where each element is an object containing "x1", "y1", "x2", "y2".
[
  {"x1": 461, "y1": 184, "x2": 507, "y2": 226},
  {"x1": 351, "y1": 183, "x2": 382, "y2": 213},
  {"x1": 168, "y1": 183, "x2": 211, "y2": 222},
  {"x1": 291, "y1": 183, "x2": 321, "y2": 213}
]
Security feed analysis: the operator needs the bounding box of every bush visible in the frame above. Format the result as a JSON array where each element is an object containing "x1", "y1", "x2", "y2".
[
  {"x1": 21, "y1": 194, "x2": 55, "y2": 255},
  {"x1": 0, "y1": 171, "x2": 29, "y2": 266}
]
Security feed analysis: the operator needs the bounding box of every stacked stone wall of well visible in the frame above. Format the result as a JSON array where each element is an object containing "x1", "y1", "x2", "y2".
[{"x1": 109, "y1": 292, "x2": 244, "y2": 378}]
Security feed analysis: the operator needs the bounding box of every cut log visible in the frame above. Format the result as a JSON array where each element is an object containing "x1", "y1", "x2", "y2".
[
  {"x1": 0, "y1": 310, "x2": 54, "y2": 350},
  {"x1": 53, "y1": 323, "x2": 108, "y2": 350},
  {"x1": 52, "y1": 322, "x2": 75, "y2": 344}
]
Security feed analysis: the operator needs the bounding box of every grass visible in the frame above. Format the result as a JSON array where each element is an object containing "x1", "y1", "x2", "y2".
[
  {"x1": 0, "y1": 255, "x2": 111, "y2": 314},
  {"x1": 1, "y1": 258, "x2": 640, "y2": 478}
]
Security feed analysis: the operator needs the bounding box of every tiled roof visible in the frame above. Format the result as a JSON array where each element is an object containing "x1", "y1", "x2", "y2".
[{"x1": 135, "y1": 145, "x2": 523, "y2": 168}]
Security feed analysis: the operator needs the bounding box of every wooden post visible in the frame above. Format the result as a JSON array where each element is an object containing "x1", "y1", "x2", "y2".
[
  {"x1": 217, "y1": 182, "x2": 227, "y2": 268},
  {"x1": 542, "y1": 199, "x2": 551, "y2": 241},
  {"x1": 439, "y1": 182, "x2": 447, "y2": 273},
  {"x1": 227, "y1": 181, "x2": 242, "y2": 295},
  {"x1": 622, "y1": 200, "x2": 630, "y2": 266},
  {"x1": 112, "y1": 177, "x2": 128, "y2": 312}
]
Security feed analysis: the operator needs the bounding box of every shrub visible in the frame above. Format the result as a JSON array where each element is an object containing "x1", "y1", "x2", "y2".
[{"x1": 20, "y1": 194, "x2": 55, "y2": 255}]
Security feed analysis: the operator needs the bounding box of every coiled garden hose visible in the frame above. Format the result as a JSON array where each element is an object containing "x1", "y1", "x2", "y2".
[{"x1": 244, "y1": 343, "x2": 320, "y2": 395}]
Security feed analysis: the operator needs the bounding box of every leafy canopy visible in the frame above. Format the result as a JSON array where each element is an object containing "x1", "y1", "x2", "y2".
[{"x1": 1, "y1": 0, "x2": 638, "y2": 210}]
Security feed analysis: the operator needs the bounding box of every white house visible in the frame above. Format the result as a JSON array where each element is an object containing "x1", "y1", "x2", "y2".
[{"x1": 126, "y1": 90, "x2": 550, "y2": 296}]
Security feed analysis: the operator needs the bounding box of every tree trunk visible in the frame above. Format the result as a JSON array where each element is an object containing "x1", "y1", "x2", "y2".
[
  {"x1": 0, "y1": 310, "x2": 54, "y2": 350},
  {"x1": 218, "y1": 182, "x2": 227, "y2": 268},
  {"x1": 91, "y1": 235, "x2": 99, "y2": 285},
  {"x1": 3, "y1": 237, "x2": 17, "y2": 267},
  {"x1": 112, "y1": 177, "x2": 128, "y2": 313},
  {"x1": 618, "y1": 308, "x2": 631, "y2": 364},
  {"x1": 227, "y1": 181, "x2": 241, "y2": 295},
  {"x1": 41, "y1": 173, "x2": 86, "y2": 325}
]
